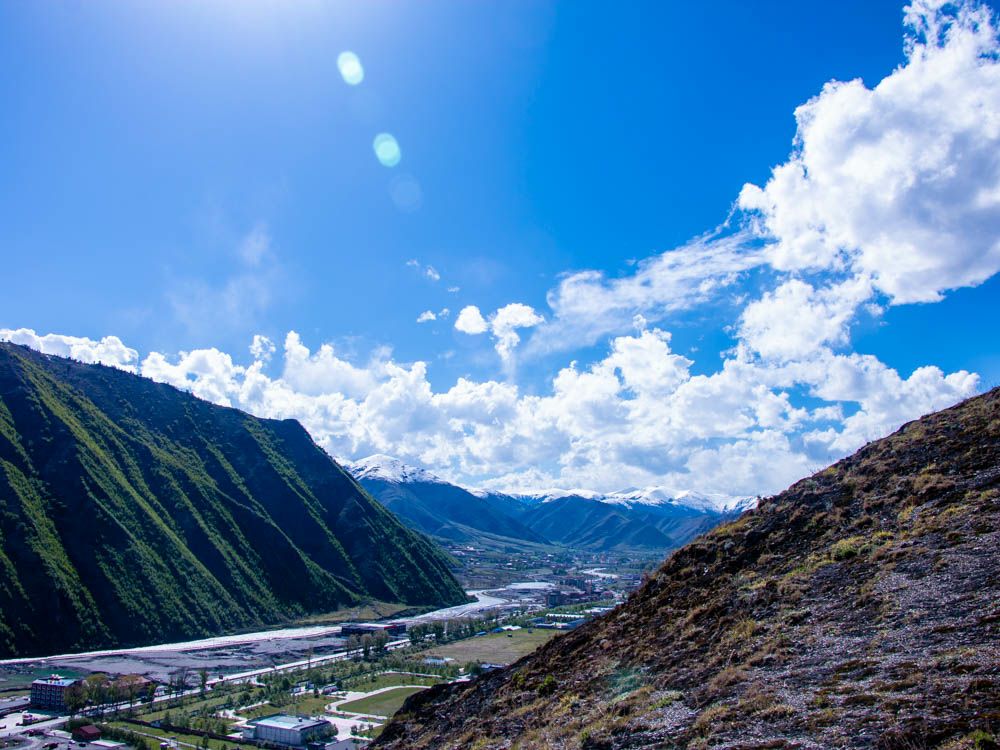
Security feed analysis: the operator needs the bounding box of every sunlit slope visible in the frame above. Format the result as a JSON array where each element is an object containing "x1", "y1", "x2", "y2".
[
  {"x1": 0, "y1": 343, "x2": 466, "y2": 658},
  {"x1": 375, "y1": 388, "x2": 1000, "y2": 749}
]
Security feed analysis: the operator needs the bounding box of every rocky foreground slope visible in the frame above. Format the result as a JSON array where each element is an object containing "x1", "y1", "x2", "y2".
[
  {"x1": 0, "y1": 343, "x2": 466, "y2": 658},
  {"x1": 375, "y1": 389, "x2": 1000, "y2": 749}
]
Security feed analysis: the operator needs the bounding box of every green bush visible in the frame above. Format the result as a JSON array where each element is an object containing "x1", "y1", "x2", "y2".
[{"x1": 538, "y1": 675, "x2": 557, "y2": 696}]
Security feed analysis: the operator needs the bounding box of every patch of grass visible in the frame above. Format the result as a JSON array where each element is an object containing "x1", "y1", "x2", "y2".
[
  {"x1": 287, "y1": 602, "x2": 409, "y2": 626},
  {"x1": 537, "y1": 675, "x2": 557, "y2": 696},
  {"x1": 723, "y1": 618, "x2": 758, "y2": 644},
  {"x1": 650, "y1": 690, "x2": 682, "y2": 709},
  {"x1": 830, "y1": 536, "x2": 869, "y2": 560},
  {"x1": 338, "y1": 687, "x2": 426, "y2": 718},
  {"x1": 418, "y1": 628, "x2": 558, "y2": 665},
  {"x1": 707, "y1": 666, "x2": 746, "y2": 696},
  {"x1": 282, "y1": 694, "x2": 340, "y2": 716},
  {"x1": 692, "y1": 703, "x2": 731, "y2": 734}
]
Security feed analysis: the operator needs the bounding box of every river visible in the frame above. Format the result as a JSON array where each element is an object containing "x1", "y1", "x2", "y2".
[{"x1": 0, "y1": 589, "x2": 509, "y2": 674}]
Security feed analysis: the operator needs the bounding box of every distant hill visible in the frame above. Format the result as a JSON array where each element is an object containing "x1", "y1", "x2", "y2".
[
  {"x1": 0, "y1": 343, "x2": 466, "y2": 658},
  {"x1": 347, "y1": 455, "x2": 548, "y2": 547},
  {"x1": 350, "y1": 456, "x2": 745, "y2": 553},
  {"x1": 375, "y1": 388, "x2": 1000, "y2": 749}
]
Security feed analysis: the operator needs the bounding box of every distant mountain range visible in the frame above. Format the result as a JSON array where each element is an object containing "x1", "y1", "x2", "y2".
[
  {"x1": 375, "y1": 388, "x2": 1000, "y2": 749},
  {"x1": 348, "y1": 455, "x2": 751, "y2": 553},
  {"x1": 0, "y1": 343, "x2": 466, "y2": 658},
  {"x1": 348, "y1": 455, "x2": 548, "y2": 548}
]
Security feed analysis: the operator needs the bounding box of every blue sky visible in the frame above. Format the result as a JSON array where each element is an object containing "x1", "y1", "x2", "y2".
[{"x1": 2, "y1": 0, "x2": 999, "y2": 498}]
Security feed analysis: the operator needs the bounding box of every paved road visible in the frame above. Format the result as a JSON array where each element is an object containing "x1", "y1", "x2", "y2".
[{"x1": 0, "y1": 713, "x2": 70, "y2": 739}]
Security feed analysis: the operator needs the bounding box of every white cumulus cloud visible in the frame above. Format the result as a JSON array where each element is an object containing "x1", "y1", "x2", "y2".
[
  {"x1": 454, "y1": 305, "x2": 489, "y2": 334},
  {"x1": 0, "y1": 328, "x2": 139, "y2": 372},
  {"x1": 455, "y1": 303, "x2": 544, "y2": 363},
  {"x1": 249, "y1": 334, "x2": 276, "y2": 362},
  {"x1": 738, "y1": 0, "x2": 1000, "y2": 304},
  {"x1": 490, "y1": 303, "x2": 544, "y2": 362},
  {"x1": 6, "y1": 327, "x2": 980, "y2": 499}
]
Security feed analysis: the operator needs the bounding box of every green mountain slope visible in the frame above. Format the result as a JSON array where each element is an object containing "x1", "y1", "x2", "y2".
[
  {"x1": 375, "y1": 388, "x2": 1000, "y2": 749},
  {"x1": 0, "y1": 343, "x2": 466, "y2": 658}
]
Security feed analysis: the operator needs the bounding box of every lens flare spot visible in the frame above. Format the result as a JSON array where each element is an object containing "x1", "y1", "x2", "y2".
[
  {"x1": 337, "y1": 51, "x2": 364, "y2": 85},
  {"x1": 373, "y1": 133, "x2": 402, "y2": 167}
]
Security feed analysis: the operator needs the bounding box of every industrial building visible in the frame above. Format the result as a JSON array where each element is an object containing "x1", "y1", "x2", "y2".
[
  {"x1": 30, "y1": 675, "x2": 79, "y2": 710},
  {"x1": 242, "y1": 714, "x2": 334, "y2": 747},
  {"x1": 339, "y1": 622, "x2": 405, "y2": 637}
]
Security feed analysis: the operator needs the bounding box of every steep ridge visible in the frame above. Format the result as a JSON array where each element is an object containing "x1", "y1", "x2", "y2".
[
  {"x1": 375, "y1": 389, "x2": 1000, "y2": 749},
  {"x1": 0, "y1": 343, "x2": 466, "y2": 658}
]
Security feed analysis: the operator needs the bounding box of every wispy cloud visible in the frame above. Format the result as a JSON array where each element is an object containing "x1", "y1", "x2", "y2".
[
  {"x1": 167, "y1": 225, "x2": 284, "y2": 339},
  {"x1": 525, "y1": 229, "x2": 763, "y2": 356},
  {"x1": 406, "y1": 259, "x2": 442, "y2": 282},
  {"x1": 417, "y1": 308, "x2": 451, "y2": 323}
]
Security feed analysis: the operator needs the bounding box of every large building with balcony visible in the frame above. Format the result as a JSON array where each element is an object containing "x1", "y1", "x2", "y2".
[{"x1": 30, "y1": 675, "x2": 79, "y2": 710}]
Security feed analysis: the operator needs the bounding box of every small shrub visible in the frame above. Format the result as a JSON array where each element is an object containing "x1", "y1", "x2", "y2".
[
  {"x1": 724, "y1": 618, "x2": 759, "y2": 644},
  {"x1": 538, "y1": 674, "x2": 557, "y2": 696},
  {"x1": 831, "y1": 536, "x2": 867, "y2": 560},
  {"x1": 692, "y1": 703, "x2": 731, "y2": 734},
  {"x1": 651, "y1": 690, "x2": 683, "y2": 709},
  {"x1": 707, "y1": 667, "x2": 746, "y2": 695}
]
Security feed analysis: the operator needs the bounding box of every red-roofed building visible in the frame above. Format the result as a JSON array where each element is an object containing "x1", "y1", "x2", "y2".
[{"x1": 72, "y1": 725, "x2": 102, "y2": 742}]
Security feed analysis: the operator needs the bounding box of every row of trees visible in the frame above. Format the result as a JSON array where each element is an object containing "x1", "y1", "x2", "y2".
[
  {"x1": 344, "y1": 630, "x2": 391, "y2": 661},
  {"x1": 64, "y1": 673, "x2": 155, "y2": 716},
  {"x1": 405, "y1": 614, "x2": 500, "y2": 646}
]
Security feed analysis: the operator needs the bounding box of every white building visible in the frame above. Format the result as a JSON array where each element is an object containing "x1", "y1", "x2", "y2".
[
  {"x1": 323, "y1": 740, "x2": 370, "y2": 750},
  {"x1": 243, "y1": 715, "x2": 333, "y2": 747}
]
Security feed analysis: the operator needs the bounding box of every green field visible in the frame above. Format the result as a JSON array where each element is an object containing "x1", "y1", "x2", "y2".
[
  {"x1": 137, "y1": 693, "x2": 234, "y2": 722},
  {"x1": 337, "y1": 687, "x2": 426, "y2": 718},
  {"x1": 419, "y1": 628, "x2": 559, "y2": 665}
]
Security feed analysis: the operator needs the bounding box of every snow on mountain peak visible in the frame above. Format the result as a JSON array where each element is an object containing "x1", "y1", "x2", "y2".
[
  {"x1": 601, "y1": 487, "x2": 750, "y2": 513},
  {"x1": 347, "y1": 456, "x2": 755, "y2": 514},
  {"x1": 346, "y1": 454, "x2": 444, "y2": 484}
]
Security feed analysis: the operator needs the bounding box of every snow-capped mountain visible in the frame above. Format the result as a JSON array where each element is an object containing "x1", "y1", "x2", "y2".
[
  {"x1": 346, "y1": 455, "x2": 547, "y2": 548},
  {"x1": 347, "y1": 453, "x2": 446, "y2": 484},
  {"x1": 346, "y1": 454, "x2": 753, "y2": 553},
  {"x1": 601, "y1": 487, "x2": 754, "y2": 514}
]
